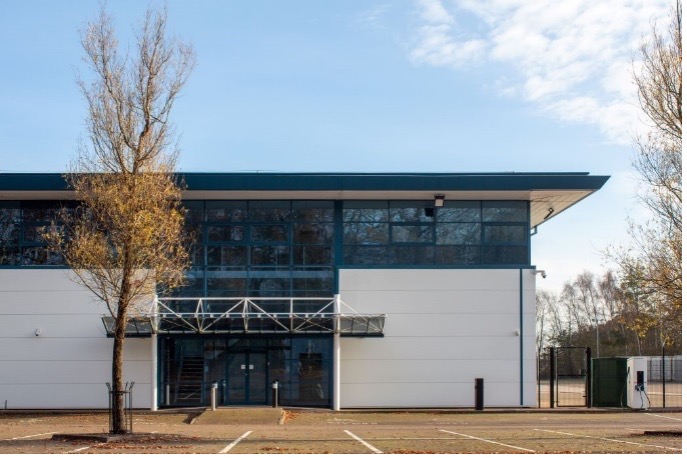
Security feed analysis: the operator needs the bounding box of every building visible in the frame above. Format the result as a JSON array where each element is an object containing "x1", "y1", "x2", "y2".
[{"x1": 0, "y1": 172, "x2": 608, "y2": 409}]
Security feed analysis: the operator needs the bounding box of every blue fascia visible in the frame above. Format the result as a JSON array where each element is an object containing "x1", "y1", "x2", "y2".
[{"x1": 0, "y1": 172, "x2": 610, "y2": 193}]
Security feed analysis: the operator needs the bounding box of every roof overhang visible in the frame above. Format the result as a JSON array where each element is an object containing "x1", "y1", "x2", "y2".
[{"x1": 0, "y1": 172, "x2": 609, "y2": 228}]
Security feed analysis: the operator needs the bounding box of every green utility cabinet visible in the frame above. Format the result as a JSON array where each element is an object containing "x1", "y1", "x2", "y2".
[{"x1": 591, "y1": 358, "x2": 628, "y2": 407}]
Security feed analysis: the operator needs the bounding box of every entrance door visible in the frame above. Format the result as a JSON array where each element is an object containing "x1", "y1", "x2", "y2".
[{"x1": 227, "y1": 351, "x2": 268, "y2": 405}]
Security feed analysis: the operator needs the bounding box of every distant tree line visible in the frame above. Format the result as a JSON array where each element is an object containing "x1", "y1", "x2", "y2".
[{"x1": 536, "y1": 270, "x2": 681, "y2": 358}]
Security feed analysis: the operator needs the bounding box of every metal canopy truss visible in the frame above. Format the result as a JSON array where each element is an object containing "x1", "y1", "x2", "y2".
[{"x1": 103, "y1": 297, "x2": 385, "y2": 337}]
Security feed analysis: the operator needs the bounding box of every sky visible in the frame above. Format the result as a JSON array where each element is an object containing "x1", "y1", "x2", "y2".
[{"x1": 0, "y1": 0, "x2": 671, "y2": 292}]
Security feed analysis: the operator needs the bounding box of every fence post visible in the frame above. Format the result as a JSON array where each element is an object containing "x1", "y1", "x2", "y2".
[
  {"x1": 585, "y1": 347, "x2": 592, "y2": 408},
  {"x1": 537, "y1": 349, "x2": 541, "y2": 408},
  {"x1": 662, "y1": 345, "x2": 666, "y2": 408},
  {"x1": 549, "y1": 347, "x2": 555, "y2": 408}
]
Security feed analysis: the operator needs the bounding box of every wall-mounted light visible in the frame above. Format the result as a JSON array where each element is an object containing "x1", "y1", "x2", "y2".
[
  {"x1": 434, "y1": 194, "x2": 445, "y2": 207},
  {"x1": 514, "y1": 330, "x2": 520, "y2": 336}
]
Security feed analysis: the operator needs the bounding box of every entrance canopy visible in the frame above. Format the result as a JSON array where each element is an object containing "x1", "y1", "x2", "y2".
[{"x1": 102, "y1": 297, "x2": 385, "y2": 337}]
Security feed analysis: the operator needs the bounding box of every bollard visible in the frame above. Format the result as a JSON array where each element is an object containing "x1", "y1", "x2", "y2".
[
  {"x1": 475, "y1": 378, "x2": 484, "y2": 411},
  {"x1": 211, "y1": 382, "x2": 218, "y2": 411},
  {"x1": 272, "y1": 380, "x2": 279, "y2": 408}
]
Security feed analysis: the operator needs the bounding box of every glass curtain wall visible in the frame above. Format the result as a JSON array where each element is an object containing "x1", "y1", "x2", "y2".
[{"x1": 0, "y1": 199, "x2": 530, "y2": 271}]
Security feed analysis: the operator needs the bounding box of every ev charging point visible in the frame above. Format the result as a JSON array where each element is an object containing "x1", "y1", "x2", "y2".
[{"x1": 626, "y1": 357, "x2": 649, "y2": 409}]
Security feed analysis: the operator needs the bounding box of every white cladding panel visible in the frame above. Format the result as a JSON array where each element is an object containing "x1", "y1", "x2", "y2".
[
  {"x1": 339, "y1": 269, "x2": 536, "y2": 408},
  {"x1": 0, "y1": 270, "x2": 152, "y2": 408}
]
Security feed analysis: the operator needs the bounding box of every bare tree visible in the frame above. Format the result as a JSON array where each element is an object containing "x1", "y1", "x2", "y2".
[
  {"x1": 47, "y1": 6, "x2": 195, "y2": 433},
  {"x1": 612, "y1": 1, "x2": 682, "y2": 349}
]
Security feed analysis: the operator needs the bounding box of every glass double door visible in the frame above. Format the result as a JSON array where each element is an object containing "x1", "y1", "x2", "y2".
[{"x1": 226, "y1": 351, "x2": 268, "y2": 405}]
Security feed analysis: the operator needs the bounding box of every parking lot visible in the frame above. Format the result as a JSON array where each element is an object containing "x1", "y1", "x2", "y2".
[{"x1": 0, "y1": 408, "x2": 681, "y2": 454}]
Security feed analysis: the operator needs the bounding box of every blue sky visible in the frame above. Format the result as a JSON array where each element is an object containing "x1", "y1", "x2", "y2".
[{"x1": 0, "y1": 0, "x2": 670, "y2": 291}]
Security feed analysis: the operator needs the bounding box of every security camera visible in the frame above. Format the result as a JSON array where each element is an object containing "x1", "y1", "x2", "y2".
[
  {"x1": 35, "y1": 328, "x2": 41, "y2": 336},
  {"x1": 535, "y1": 270, "x2": 547, "y2": 279}
]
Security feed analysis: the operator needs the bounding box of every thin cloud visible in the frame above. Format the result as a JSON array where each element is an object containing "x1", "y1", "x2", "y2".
[
  {"x1": 408, "y1": 0, "x2": 670, "y2": 144},
  {"x1": 357, "y1": 4, "x2": 391, "y2": 29}
]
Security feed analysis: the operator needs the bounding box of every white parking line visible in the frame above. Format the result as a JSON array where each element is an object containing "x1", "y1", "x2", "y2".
[
  {"x1": 64, "y1": 446, "x2": 93, "y2": 454},
  {"x1": 440, "y1": 429, "x2": 535, "y2": 453},
  {"x1": 1, "y1": 431, "x2": 59, "y2": 441},
  {"x1": 534, "y1": 429, "x2": 681, "y2": 452},
  {"x1": 643, "y1": 413, "x2": 682, "y2": 421},
  {"x1": 344, "y1": 430, "x2": 383, "y2": 454},
  {"x1": 0, "y1": 431, "x2": 57, "y2": 441},
  {"x1": 218, "y1": 430, "x2": 252, "y2": 454}
]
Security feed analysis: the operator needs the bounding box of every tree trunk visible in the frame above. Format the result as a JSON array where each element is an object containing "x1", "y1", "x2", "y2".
[
  {"x1": 111, "y1": 307, "x2": 128, "y2": 434},
  {"x1": 111, "y1": 274, "x2": 131, "y2": 434}
]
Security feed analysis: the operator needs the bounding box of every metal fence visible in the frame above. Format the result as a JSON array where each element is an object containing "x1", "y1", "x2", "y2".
[
  {"x1": 646, "y1": 356, "x2": 682, "y2": 408},
  {"x1": 538, "y1": 350, "x2": 682, "y2": 408}
]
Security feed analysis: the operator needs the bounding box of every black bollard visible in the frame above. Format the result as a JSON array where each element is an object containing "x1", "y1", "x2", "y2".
[
  {"x1": 272, "y1": 380, "x2": 279, "y2": 408},
  {"x1": 475, "y1": 378, "x2": 484, "y2": 410}
]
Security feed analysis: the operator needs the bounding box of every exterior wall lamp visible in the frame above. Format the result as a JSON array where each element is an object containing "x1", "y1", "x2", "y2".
[{"x1": 434, "y1": 194, "x2": 445, "y2": 207}]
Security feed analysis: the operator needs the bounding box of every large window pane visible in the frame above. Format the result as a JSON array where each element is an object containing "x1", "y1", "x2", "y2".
[
  {"x1": 342, "y1": 201, "x2": 388, "y2": 222},
  {"x1": 437, "y1": 202, "x2": 481, "y2": 222},
  {"x1": 483, "y1": 246, "x2": 528, "y2": 264},
  {"x1": 249, "y1": 201, "x2": 291, "y2": 222},
  {"x1": 391, "y1": 224, "x2": 433, "y2": 243},
  {"x1": 293, "y1": 246, "x2": 332, "y2": 265},
  {"x1": 292, "y1": 269, "x2": 333, "y2": 293},
  {"x1": 189, "y1": 244, "x2": 204, "y2": 266},
  {"x1": 184, "y1": 201, "x2": 205, "y2": 225},
  {"x1": 343, "y1": 222, "x2": 388, "y2": 245},
  {"x1": 251, "y1": 225, "x2": 288, "y2": 242},
  {"x1": 482, "y1": 201, "x2": 528, "y2": 222},
  {"x1": 292, "y1": 201, "x2": 334, "y2": 221},
  {"x1": 389, "y1": 246, "x2": 435, "y2": 264},
  {"x1": 21, "y1": 246, "x2": 63, "y2": 266},
  {"x1": 435, "y1": 246, "x2": 481, "y2": 265},
  {"x1": 390, "y1": 201, "x2": 434, "y2": 222},
  {"x1": 206, "y1": 201, "x2": 246, "y2": 222},
  {"x1": 343, "y1": 246, "x2": 388, "y2": 265},
  {"x1": 207, "y1": 246, "x2": 246, "y2": 266},
  {"x1": 0, "y1": 246, "x2": 20, "y2": 265},
  {"x1": 251, "y1": 246, "x2": 290, "y2": 265},
  {"x1": 23, "y1": 224, "x2": 50, "y2": 243},
  {"x1": 22, "y1": 205, "x2": 61, "y2": 222},
  {"x1": 293, "y1": 223, "x2": 333, "y2": 244},
  {"x1": 248, "y1": 269, "x2": 290, "y2": 296},
  {"x1": 207, "y1": 225, "x2": 245, "y2": 243},
  {"x1": 484, "y1": 225, "x2": 527, "y2": 243},
  {"x1": 0, "y1": 207, "x2": 20, "y2": 246},
  {"x1": 436, "y1": 223, "x2": 481, "y2": 245},
  {"x1": 206, "y1": 269, "x2": 247, "y2": 294}
]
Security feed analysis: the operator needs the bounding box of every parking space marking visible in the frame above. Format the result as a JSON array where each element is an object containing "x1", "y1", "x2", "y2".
[
  {"x1": 344, "y1": 430, "x2": 383, "y2": 454},
  {"x1": 64, "y1": 446, "x2": 93, "y2": 454},
  {"x1": 1, "y1": 432, "x2": 59, "y2": 441},
  {"x1": 440, "y1": 429, "x2": 534, "y2": 453},
  {"x1": 534, "y1": 429, "x2": 681, "y2": 451},
  {"x1": 218, "y1": 430, "x2": 252, "y2": 454},
  {"x1": 643, "y1": 413, "x2": 681, "y2": 421}
]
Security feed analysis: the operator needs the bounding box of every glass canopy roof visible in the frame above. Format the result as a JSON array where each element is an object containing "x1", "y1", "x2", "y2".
[{"x1": 102, "y1": 297, "x2": 385, "y2": 337}]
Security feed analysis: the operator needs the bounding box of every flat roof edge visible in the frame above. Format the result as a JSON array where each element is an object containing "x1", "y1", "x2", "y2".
[{"x1": 0, "y1": 172, "x2": 610, "y2": 193}]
